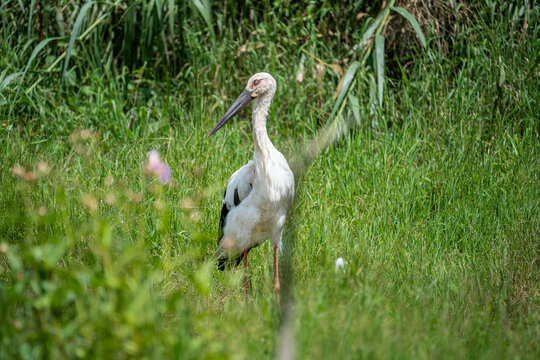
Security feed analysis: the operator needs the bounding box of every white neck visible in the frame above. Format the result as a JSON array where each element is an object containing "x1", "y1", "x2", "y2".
[{"x1": 252, "y1": 91, "x2": 276, "y2": 162}]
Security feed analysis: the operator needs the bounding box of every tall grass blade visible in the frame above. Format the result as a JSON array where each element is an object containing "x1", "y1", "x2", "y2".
[
  {"x1": 27, "y1": 0, "x2": 36, "y2": 37},
  {"x1": 526, "y1": 50, "x2": 540, "y2": 79},
  {"x1": 15, "y1": 0, "x2": 25, "y2": 11},
  {"x1": 390, "y1": 6, "x2": 427, "y2": 48},
  {"x1": 62, "y1": 1, "x2": 95, "y2": 82},
  {"x1": 396, "y1": 56, "x2": 410, "y2": 91},
  {"x1": 0, "y1": 72, "x2": 22, "y2": 93},
  {"x1": 375, "y1": 34, "x2": 385, "y2": 107}
]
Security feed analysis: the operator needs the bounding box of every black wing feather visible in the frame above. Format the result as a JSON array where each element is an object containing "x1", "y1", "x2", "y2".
[
  {"x1": 234, "y1": 188, "x2": 240, "y2": 206},
  {"x1": 216, "y1": 188, "x2": 251, "y2": 270},
  {"x1": 217, "y1": 190, "x2": 228, "y2": 246}
]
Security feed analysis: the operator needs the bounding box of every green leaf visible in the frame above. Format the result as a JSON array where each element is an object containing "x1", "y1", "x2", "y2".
[
  {"x1": 374, "y1": 34, "x2": 385, "y2": 107},
  {"x1": 331, "y1": 61, "x2": 360, "y2": 118},
  {"x1": 359, "y1": 17, "x2": 374, "y2": 45},
  {"x1": 62, "y1": 1, "x2": 95, "y2": 82},
  {"x1": 390, "y1": 6, "x2": 426, "y2": 48},
  {"x1": 368, "y1": 73, "x2": 377, "y2": 115},
  {"x1": 348, "y1": 92, "x2": 361, "y2": 126},
  {"x1": 6, "y1": 249, "x2": 22, "y2": 271},
  {"x1": 97, "y1": 221, "x2": 112, "y2": 248},
  {"x1": 41, "y1": 243, "x2": 67, "y2": 269},
  {"x1": 193, "y1": 261, "x2": 212, "y2": 296},
  {"x1": 360, "y1": 9, "x2": 387, "y2": 46}
]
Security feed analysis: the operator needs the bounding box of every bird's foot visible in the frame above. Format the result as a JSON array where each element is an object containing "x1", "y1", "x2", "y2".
[
  {"x1": 242, "y1": 274, "x2": 249, "y2": 301},
  {"x1": 274, "y1": 282, "x2": 280, "y2": 304}
]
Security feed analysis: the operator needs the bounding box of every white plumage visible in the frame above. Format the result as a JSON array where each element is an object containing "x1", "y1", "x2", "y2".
[{"x1": 208, "y1": 72, "x2": 294, "y2": 297}]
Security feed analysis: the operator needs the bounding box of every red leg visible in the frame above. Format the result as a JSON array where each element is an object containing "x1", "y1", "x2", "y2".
[
  {"x1": 243, "y1": 249, "x2": 249, "y2": 300},
  {"x1": 274, "y1": 244, "x2": 280, "y2": 301}
]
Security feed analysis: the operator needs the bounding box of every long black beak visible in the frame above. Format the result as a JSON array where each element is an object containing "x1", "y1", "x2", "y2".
[{"x1": 207, "y1": 89, "x2": 254, "y2": 137}]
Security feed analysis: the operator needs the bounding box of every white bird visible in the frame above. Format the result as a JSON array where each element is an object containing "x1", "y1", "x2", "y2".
[
  {"x1": 334, "y1": 257, "x2": 347, "y2": 272},
  {"x1": 208, "y1": 72, "x2": 294, "y2": 298}
]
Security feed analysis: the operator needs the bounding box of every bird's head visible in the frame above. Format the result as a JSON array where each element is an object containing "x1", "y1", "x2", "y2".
[
  {"x1": 207, "y1": 72, "x2": 276, "y2": 137},
  {"x1": 245, "y1": 72, "x2": 276, "y2": 98}
]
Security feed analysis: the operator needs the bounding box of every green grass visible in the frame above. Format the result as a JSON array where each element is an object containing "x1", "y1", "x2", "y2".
[{"x1": 1, "y1": 1, "x2": 539, "y2": 359}]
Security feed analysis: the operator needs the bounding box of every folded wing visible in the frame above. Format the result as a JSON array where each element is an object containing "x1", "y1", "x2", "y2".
[{"x1": 216, "y1": 160, "x2": 255, "y2": 269}]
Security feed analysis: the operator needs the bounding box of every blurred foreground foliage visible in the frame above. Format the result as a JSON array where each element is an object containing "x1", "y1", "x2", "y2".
[{"x1": 1, "y1": 145, "x2": 203, "y2": 358}]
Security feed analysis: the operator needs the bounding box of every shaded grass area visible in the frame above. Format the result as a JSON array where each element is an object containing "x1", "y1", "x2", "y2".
[{"x1": 1, "y1": 1, "x2": 539, "y2": 359}]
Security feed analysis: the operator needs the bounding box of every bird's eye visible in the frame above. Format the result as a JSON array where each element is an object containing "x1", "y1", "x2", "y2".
[{"x1": 253, "y1": 79, "x2": 260, "y2": 86}]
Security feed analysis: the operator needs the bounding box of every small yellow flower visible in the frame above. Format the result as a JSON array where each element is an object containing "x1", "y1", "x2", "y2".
[
  {"x1": 68, "y1": 130, "x2": 80, "y2": 144},
  {"x1": 104, "y1": 176, "x2": 114, "y2": 186},
  {"x1": 82, "y1": 194, "x2": 98, "y2": 212},
  {"x1": 104, "y1": 193, "x2": 116, "y2": 205},
  {"x1": 23, "y1": 171, "x2": 37, "y2": 182},
  {"x1": 153, "y1": 199, "x2": 165, "y2": 210},
  {"x1": 36, "y1": 162, "x2": 51, "y2": 175},
  {"x1": 80, "y1": 129, "x2": 93, "y2": 140},
  {"x1": 180, "y1": 198, "x2": 194, "y2": 209},
  {"x1": 189, "y1": 211, "x2": 201, "y2": 222},
  {"x1": 11, "y1": 164, "x2": 25, "y2": 178}
]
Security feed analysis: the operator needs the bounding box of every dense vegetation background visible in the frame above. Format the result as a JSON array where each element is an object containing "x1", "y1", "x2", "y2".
[{"x1": 1, "y1": 0, "x2": 538, "y2": 358}]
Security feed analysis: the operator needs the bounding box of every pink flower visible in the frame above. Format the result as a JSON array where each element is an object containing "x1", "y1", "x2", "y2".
[{"x1": 146, "y1": 150, "x2": 171, "y2": 184}]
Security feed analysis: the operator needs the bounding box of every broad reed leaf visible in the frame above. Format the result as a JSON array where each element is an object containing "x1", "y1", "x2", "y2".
[
  {"x1": 191, "y1": 0, "x2": 214, "y2": 37},
  {"x1": 168, "y1": 0, "x2": 176, "y2": 35},
  {"x1": 368, "y1": 72, "x2": 377, "y2": 115},
  {"x1": 333, "y1": 75, "x2": 345, "y2": 100},
  {"x1": 348, "y1": 92, "x2": 361, "y2": 125},
  {"x1": 21, "y1": 37, "x2": 63, "y2": 85},
  {"x1": 155, "y1": 0, "x2": 164, "y2": 23},
  {"x1": 374, "y1": 34, "x2": 385, "y2": 107},
  {"x1": 390, "y1": 6, "x2": 426, "y2": 48},
  {"x1": 360, "y1": 8, "x2": 388, "y2": 46},
  {"x1": 331, "y1": 61, "x2": 360, "y2": 118},
  {"x1": 327, "y1": 63, "x2": 343, "y2": 75},
  {"x1": 62, "y1": 1, "x2": 95, "y2": 82}
]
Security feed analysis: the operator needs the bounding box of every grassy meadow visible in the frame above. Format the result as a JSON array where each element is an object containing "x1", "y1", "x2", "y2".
[{"x1": 1, "y1": 1, "x2": 539, "y2": 358}]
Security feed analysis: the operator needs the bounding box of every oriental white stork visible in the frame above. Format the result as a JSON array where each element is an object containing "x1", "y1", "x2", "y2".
[{"x1": 208, "y1": 72, "x2": 294, "y2": 299}]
